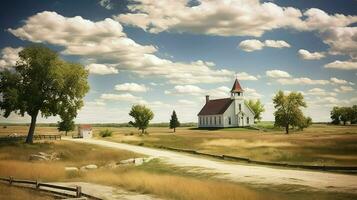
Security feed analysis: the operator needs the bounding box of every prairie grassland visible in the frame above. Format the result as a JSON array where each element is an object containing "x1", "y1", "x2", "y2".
[
  {"x1": 0, "y1": 137, "x2": 356, "y2": 200},
  {"x1": 0, "y1": 184, "x2": 53, "y2": 200},
  {"x1": 89, "y1": 124, "x2": 357, "y2": 166}
]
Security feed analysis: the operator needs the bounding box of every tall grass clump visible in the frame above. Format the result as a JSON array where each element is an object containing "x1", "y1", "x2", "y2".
[{"x1": 99, "y1": 129, "x2": 113, "y2": 137}]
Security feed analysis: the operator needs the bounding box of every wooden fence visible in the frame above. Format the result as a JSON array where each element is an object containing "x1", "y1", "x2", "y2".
[
  {"x1": 155, "y1": 145, "x2": 357, "y2": 172},
  {"x1": 0, "y1": 134, "x2": 61, "y2": 142},
  {"x1": 0, "y1": 176, "x2": 101, "y2": 200}
]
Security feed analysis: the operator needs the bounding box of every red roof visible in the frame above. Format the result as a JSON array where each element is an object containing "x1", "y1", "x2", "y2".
[
  {"x1": 198, "y1": 98, "x2": 233, "y2": 115},
  {"x1": 79, "y1": 124, "x2": 92, "y2": 130},
  {"x1": 231, "y1": 79, "x2": 244, "y2": 92}
]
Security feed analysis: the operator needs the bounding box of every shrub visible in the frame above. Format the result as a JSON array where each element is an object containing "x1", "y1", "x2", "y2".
[{"x1": 99, "y1": 129, "x2": 113, "y2": 137}]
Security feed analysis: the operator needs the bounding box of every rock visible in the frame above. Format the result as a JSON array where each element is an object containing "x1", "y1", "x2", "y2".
[
  {"x1": 80, "y1": 164, "x2": 98, "y2": 171},
  {"x1": 38, "y1": 152, "x2": 49, "y2": 156},
  {"x1": 118, "y1": 157, "x2": 154, "y2": 166},
  {"x1": 8, "y1": 133, "x2": 18, "y2": 137},
  {"x1": 118, "y1": 158, "x2": 135, "y2": 165},
  {"x1": 29, "y1": 154, "x2": 49, "y2": 161},
  {"x1": 65, "y1": 167, "x2": 79, "y2": 172}
]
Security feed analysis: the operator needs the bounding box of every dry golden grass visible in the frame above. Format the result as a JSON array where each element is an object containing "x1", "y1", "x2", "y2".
[
  {"x1": 0, "y1": 184, "x2": 53, "y2": 200},
  {"x1": 83, "y1": 170, "x2": 271, "y2": 200}
]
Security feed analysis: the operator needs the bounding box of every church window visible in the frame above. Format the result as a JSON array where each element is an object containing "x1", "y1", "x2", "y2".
[
  {"x1": 247, "y1": 117, "x2": 249, "y2": 124},
  {"x1": 239, "y1": 104, "x2": 241, "y2": 111},
  {"x1": 228, "y1": 117, "x2": 231, "y2": 125},
  {"x1": 210, "y1": 116, "x2": 212, "y2": 124},
  {"x1": 214, "y1": 116, "x2": 216, "y2": 125},
  {"x1": 219, "y1": 116, "x2": 221, "y2": 124}
]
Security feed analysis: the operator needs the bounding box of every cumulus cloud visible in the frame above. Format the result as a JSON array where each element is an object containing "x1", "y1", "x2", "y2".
[
  {"x1": 8, "y1": 11, "x2": 234, "y2": 84},
  {"x1": 116, "y1": 0, "x2": 306, "y2": 37},
  {"x1": 171, "y1": 85, "x2": 205, "y2": 95},
  {"x1": 0, "y1": 47, "x2": 23, "y2": 69},
  {"x1": 324, "y1": 60, "x2": 357, "y2": 70},
  {"x1": 276, "y1": 77, "x2": 329, "y2": 85},
  {"x1": 114, "y1": 83, "x2": 148, "y2": 92},
  {"x1": 330, "y1": 77, "x2": 348, "y2": 85},
  {"x1": 236, "y1": 72, "x2": 258, "y2": 80},
  {"x1": 334, "y1": 86, "x2": 354, "y2": 93},
  {"x1": 266, "y1": 70, "x2": 291, "y2": 78},
  {"x1": 85, "y1": 63, "x2": 118, "y2": 75},
  {"x1": 244, "y1": 87, "x2": 263, "y2": 99},
  {"x1": 239, "y1": 39, "x2": 290, "y2": 52},
  {"x1": 100, "y1": 93, "x2": 142, "y2": 102},
  {"x1": 298, "y1": 49, "x2": 325, "y2": 60},
  {"x1": 307, "y1": 88, "x2": 336, "y2": 97}
]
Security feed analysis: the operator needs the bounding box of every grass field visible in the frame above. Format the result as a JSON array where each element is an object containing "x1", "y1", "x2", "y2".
[
  {"x1": 1, "y1": 124, "x2": 357, "y2": 199},
  {"x1": 90, "y1": 123, "x2": 357, "y2": 166}
]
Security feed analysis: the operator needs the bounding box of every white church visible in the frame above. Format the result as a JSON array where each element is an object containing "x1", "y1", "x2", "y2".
[{"x1": 197, "y1": 78, "x2": 255, "y2": 128}]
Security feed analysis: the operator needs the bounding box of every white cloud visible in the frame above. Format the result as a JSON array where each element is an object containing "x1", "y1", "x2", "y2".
[
  {"x1": 99, "y1": 0, "x2": 113, "y2": 10},
  {"x1": 334, "y1": 86, "x2": 354, "y2": 93},
  {"x1": 0, "y1": 47, "x2": 23, "y2": 69},
  {"x1": 100, "y1": 93, "x2": 142, "y2": 102},
  {"x1": 8, "y1": 11, "x2": 234, "y2": 84},
  {"x1": 324, "y1": 60, "x2": 357, "y2": 70},
  {"x1": 276, "y1": 77, "x2": 329, "y2": 85},
  {"x1": 244, "y1": 87, "x2": 263, "y2": 99},
  {"x1": 266, "y1": 70, "x2": 291, "y2": 78},
  {"x1": 238, "y1": 40, "x2": 264, "y2": 52},
  {"x1": 307, "y1": 88, "x2": 336, "y2": 97},
  {"x1": 178, "y1": 99, "x2": 196, "y2": 105},
  {"x1": 116, "y1": 0, "x2": 305, "y2": 37},
  {"x1": 239, "y1": 39, "x2": 290, "y2": 52},
  {"x1": 298, "y1": 49, "x2": 325, "y2": 60},
  {"x1": 172, "y1": 85, "x2": 205, "y2": 95},
  {"x1": 236, "y1": 72, "x2": 258, "y2": 80},
  {"x1": 330, "y1": 77, "x2": 348, "y2": 85},
  {"x1": 114, "y1": 83, "x2": 148, "y2": 92},
  {"x1": 85, "y1": 63, "x2": 118, "y2": 75}
]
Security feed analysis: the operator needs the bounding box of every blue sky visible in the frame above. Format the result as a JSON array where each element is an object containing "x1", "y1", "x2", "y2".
[{"x1": 0, "y1": 0, "x2": 356, "y2": 123}]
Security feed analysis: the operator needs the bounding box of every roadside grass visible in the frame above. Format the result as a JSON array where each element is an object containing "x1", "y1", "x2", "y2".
[{"x1": 0, "y1": 184, "x2": 53, "y2": 200}]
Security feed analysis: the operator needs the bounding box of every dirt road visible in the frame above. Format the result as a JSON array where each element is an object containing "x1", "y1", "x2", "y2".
[{"x1": 64, "y1": 138, "x2": 357, "y2": 193}]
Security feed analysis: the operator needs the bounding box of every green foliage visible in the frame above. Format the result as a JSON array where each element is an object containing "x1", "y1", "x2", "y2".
[
  {"x1": 169, "y1": 110, "x2": 180, "y2": 132},
  {"x1": 129, "y1": 104, "x2": 154, "y2": 134},
  {"x1": 330, "y1": 105, "x2": 357, "y2": 125},
  {"x1": 99, "y1": 129, "x2": 113, "y2": 137},
  {"x1": 297, "y1": 116, "x2": 312, "y2": 131},
  {"x1": 245, "y1": 99, "x2": 265, "y2": 123},
  {"x1": 57, "y1": 115, "x2": 75, "y2": 136},
  {"x1": 273, "y1": 91, "x2": 308, "y2": 134},
  {"x1": 0, "y1": 45, "x2": 89, "y2": 143}
]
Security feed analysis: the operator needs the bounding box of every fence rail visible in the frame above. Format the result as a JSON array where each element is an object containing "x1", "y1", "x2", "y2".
[
  {"x1": 155, "y1": 145, "x2": 357, "y2": 172},
  {"x1": 0, "y1": 176, "x2": 101, "y2": 200},
  {"x1": 0, "y1": 134, "x2": 61, "y2": 142}
]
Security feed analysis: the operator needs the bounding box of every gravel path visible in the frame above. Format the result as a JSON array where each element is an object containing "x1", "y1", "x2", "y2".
[{"x1": 64, "y1": 138, "x2": 357, "y2": 194}]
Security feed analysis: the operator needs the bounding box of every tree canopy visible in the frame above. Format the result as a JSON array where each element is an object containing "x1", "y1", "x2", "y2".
[
  {"x1": 330, "y1": 105, "x2": 357, "y2": 125},
  {"x1": 245, "y1": 99, "x2": 265, "y2": 123},
  {"x1": 273, "y1": 91, "x2": 310, "y2": 134},
  {"x1": 129, "y1": 104, "x2": 154, "y2": 134},
  {"x1": 0, "y1": 45, "x2": 89, "y2": 143},
  {"x1": 169, "y1": 110, "x2": 180, "y2": 132}
]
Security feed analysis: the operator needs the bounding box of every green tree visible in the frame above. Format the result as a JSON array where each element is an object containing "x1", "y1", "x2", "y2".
[
  {"x1": 297, "y1": 116, "x2": 312, "y2": 131},
  {"x1": 129, "y1": 104, "x2": 154, "y2": 134},
  {"x1": 57, "y1": 110, "x2": 75, "y2": 136},
  {"x1": 351, "y1": 105, "x2": 357, "y2": 124},
  {"x1": 169, "y1": 110, "x2": 180, "y2": 132},
  {"x1": 273, "y1": 91, "x2": 307, "y2": 134},
  {"x1": 245, "y1": 99, "x2": 265, "y2": 123},
  {"x1": 0, "y1": 45, "x2": 89, "y2": 143},
  {"x1": 330, "y1": 106, "x2": 341, "y2": 125}
]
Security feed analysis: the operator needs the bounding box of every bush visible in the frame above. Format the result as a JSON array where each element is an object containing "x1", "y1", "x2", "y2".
[{"x1": 99, "y1": 129, "x2": 113, "y2": 137}]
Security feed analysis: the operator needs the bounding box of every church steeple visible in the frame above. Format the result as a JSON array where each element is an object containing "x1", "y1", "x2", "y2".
[{"x1": 231, "y1": 78, "x2": 244, "y2": 98}]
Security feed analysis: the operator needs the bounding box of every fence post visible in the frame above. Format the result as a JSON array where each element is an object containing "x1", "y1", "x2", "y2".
[
  {"x1": 36, "y1": 180, "x2": 40, "y2": 189},
  {"x1": 76, "y1": 186, "x2": 82, "y2": 197},
  {"x1": 9, "y1": 176, "x2": 13, "y2": 185}
]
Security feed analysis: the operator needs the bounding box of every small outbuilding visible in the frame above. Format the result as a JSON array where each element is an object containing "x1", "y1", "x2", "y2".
[{"x1": 77, "y1": 124, "x2": 93, "y2": 139}]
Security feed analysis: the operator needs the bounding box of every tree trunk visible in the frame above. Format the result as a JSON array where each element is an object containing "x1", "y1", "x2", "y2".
[
  {"x1": 26, "y1": 111, "x2": 39, "y2": 144},
  {"x1": 174, "y1": 127, "x2": 176, "y2": 133},
  {"x1": 65, "y1": 131, "x2": 68, "y2": 136},
  {"x1": 141, "y1": 129, "x2": 144, "y2": 135},
  {"x1": 285, "y1": 124, "x2": 289, "y2": 134},
  {"x1": 343, "y1": 121, "x2": 346, "y2": 125}
]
